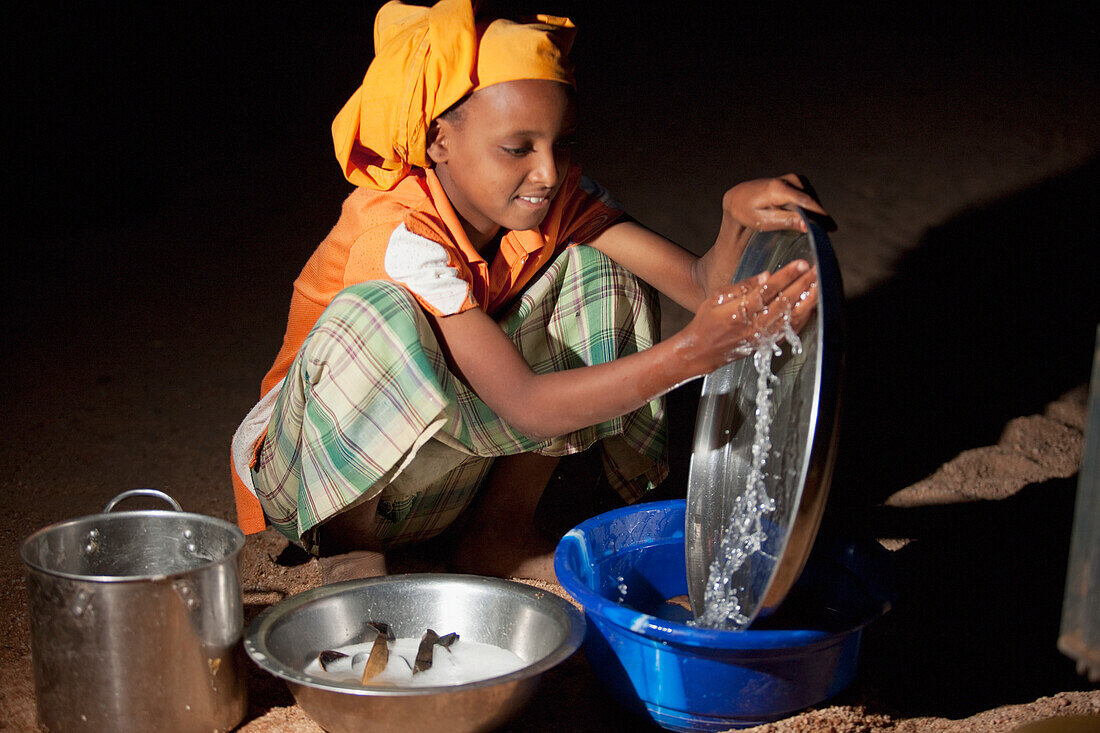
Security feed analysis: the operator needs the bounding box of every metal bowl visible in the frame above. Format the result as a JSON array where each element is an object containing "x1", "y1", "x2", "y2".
[{"x1": 244, "y1": 573, "x2": 585, "y2": 733}]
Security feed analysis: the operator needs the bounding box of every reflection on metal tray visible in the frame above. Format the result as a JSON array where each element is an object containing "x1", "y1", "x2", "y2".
[{"x1": 686, "y1": 210, "x2": 844, "y2": 624}]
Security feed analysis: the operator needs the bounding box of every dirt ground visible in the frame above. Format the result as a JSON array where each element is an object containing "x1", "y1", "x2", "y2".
[{"x1": 4, "y1": 2, "x2": 1099, "y2": 731}]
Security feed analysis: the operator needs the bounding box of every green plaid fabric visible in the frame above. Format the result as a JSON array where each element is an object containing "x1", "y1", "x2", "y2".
[{"x1": 253, "y1": 245, "x2": 668, "y2": 551}]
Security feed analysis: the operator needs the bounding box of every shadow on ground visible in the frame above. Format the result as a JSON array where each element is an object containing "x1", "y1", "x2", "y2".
[
  {"x1": 856, "y1": 475, "x2": 1082, "y2": 718},
  {"x1": 807, "y1": 158, "x2": 1100, "y2": 719},
  {"x1": 831, "y1": 155, "x2": 1100, "y2": 508}
]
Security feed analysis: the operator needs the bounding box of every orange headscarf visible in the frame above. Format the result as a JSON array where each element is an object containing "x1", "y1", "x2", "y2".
[{"x1": 332, "y1": 0, "x2": 576, "y2": 190}]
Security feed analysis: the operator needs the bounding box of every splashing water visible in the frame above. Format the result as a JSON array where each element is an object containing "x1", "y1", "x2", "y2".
[{"x1": 692, "y1": 309, "x2": 802, "y2": 630}]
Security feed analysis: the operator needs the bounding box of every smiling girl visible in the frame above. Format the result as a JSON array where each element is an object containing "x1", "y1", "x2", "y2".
[{"x1": 231, "y1": 0, "x2": 826, "y2": 584}]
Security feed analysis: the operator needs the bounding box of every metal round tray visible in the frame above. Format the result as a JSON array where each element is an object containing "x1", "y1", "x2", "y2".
[{"x1": 685, "y1": 211, "x2": 844, "y2": 624}]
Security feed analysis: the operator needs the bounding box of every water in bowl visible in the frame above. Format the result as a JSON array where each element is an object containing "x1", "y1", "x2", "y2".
[{"x1": 304, "y1": 637, "x2": 527, "y2": 687}]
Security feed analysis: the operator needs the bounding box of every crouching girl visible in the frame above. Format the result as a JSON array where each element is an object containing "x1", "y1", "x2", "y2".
[{"x1": 231, "y1": 0, "x2": 825, "y2": 584}]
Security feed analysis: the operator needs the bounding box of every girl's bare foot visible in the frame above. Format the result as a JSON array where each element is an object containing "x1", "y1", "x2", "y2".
[{"x1": 318, "y1": 549, "x2": 388, "y2": 584}]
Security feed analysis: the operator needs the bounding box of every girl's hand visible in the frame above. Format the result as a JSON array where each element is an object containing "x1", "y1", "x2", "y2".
[
  {"x1": 674, "y1": 259, "x2": 818, "y2": 376},
  {"x1": 695, "y1": 174, "x2": 829, "y2": 302},
  {"x1": 722, "y1": 174, "x2": 828, "y2": 234}
]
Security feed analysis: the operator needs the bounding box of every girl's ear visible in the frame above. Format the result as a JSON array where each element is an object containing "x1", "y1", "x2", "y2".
[{"x1": 426, "y1": 120, "x2": 450, "y2": 165}]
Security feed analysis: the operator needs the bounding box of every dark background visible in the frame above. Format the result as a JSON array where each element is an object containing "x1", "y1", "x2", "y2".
[
  {"x1": 9, "y1": 0, "x2": 1097, "y2": 504},
  {"x1": 4, "y1": 1, "x2": 1098, "y2": 729},
  {"x1": 10, "y1": 1, "x2": 1095, "y2": 245}
]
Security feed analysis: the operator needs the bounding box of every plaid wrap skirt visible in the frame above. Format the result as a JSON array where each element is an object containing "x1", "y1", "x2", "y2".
[{"x1": 253, "y1": 245, "x2": 668, "y2": 551}]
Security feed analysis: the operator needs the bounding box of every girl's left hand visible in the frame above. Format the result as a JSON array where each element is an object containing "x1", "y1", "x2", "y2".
[
  {"x1": 722, "y1": 174, "x2": 828, "y2": 233},
  {"x1": 696, "y1": 174, "x2": 830, "y2": 302}
]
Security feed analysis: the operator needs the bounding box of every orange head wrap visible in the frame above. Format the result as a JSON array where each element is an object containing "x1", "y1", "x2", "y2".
[{"x1": 332, "y1": 0, "x2": 576, "y2": 190}]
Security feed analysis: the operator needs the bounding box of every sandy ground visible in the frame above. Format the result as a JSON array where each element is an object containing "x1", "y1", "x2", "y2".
[{"x1": 4, "y1": 2, "x2": 1099, "y2": 731}]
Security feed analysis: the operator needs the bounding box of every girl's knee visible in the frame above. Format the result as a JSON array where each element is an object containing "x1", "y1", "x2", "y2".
[
  {"x1": 570, "y1": 245, "x2": 656, "y2": 302},
  {"x1": 323, "y1": 280, "x2": 423, "y2": 330},
  {"x1": 302, "y1": 281, "x2": 435, "y2": 367}
]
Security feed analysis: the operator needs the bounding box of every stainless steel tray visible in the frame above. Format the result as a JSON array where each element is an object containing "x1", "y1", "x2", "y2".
[{"x1": 685, "y1": 211, "x2": 844, "y2": 624}]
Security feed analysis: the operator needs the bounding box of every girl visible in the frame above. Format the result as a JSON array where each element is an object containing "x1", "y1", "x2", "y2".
[{"x1": 232, "y1": 0, "x2": 825, "y2": 584}]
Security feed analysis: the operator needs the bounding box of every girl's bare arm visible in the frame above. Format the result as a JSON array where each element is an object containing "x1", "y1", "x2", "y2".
[
  {"x1": 429, "y1": 260, "x2": 815, "y2": 440},
  {"x1": 587, "y1": 175, "x2": 828, "y2": 311},
  {"x1": 428, "y1": 175, "x2": 827, "y2": 440}
]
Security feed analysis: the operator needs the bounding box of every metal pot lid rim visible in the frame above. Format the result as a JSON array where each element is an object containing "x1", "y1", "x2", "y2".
[{"x1": 685, "y1": 210, "x2": 844, "y2": 624}]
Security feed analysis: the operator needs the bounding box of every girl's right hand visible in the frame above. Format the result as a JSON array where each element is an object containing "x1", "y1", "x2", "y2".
[{"x1": 673, "y1": 258, "x2": 818, "y2": 377}]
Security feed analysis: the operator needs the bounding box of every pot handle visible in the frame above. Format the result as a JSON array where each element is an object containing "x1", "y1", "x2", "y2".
[{"x1": 103, "y1": 489, "x2": 183, "y2": 513}]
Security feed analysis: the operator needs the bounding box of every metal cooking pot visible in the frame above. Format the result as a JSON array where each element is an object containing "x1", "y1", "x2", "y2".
[{"x1": 20, "y1": 489, "x2": 247, "y2": 732}]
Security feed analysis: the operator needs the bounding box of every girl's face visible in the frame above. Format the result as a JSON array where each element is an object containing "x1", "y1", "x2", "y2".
[{"x1": 427, "y1": 79, "x2": 577, "y2": 251}]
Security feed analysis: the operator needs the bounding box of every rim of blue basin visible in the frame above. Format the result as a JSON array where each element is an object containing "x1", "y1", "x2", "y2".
[{"x1": 554, "y1": 500, "x2": 886, "y2": 653}]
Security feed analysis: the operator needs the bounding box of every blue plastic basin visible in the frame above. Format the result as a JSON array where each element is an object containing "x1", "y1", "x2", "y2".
[{"x1": 554, "y1": 500, "x2": 891, "y2": 731}]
